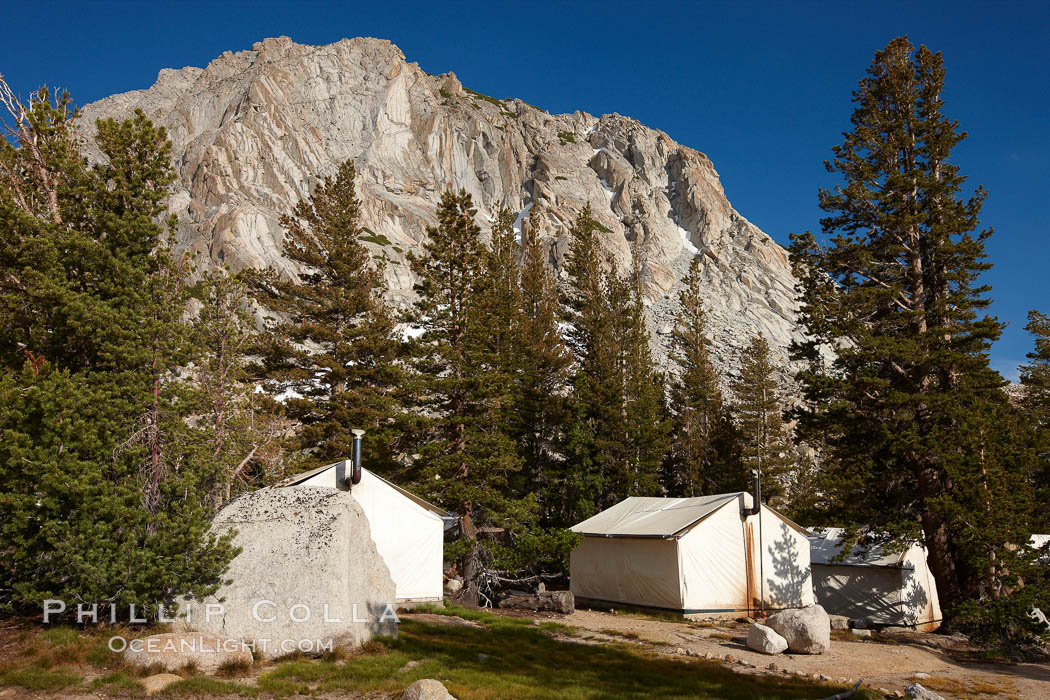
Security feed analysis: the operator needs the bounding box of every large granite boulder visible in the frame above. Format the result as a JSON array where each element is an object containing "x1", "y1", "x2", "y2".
[
  {"x1": 182, "y1": 487, "x2": 397, "y2": 659},
  {"x1": 746, "y1": 623, "x2": 788, "y2": 655},
  {"x1": 765, "y1": 604, "x2": 831, "y2": 655}
]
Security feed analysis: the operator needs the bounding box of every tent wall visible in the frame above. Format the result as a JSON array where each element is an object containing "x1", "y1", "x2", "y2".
[
  {"x1": 756, "y1": 505, "x2": 815, "y2": 609},
  {"x1": 812, "y1": 550, "x2": 940, "y2": 630},
  {"x1": 294, "y1": 467, "x2": 444, "y2": 602},
  {"x1": 900, "y1": 547, "x2": 941, "y2": 630},
  {"x1": 570, "y1": 536, "x2": 683, "y2": 610},
  {"x1": 678, "y1": 501, "x2": 749, "y2": 612},
  {"x1": 812, "y1": 564, "x2": 905, "y2": 625}
]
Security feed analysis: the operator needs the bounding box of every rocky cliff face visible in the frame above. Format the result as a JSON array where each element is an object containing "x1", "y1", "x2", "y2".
[{"x1": 79, "y1": 35, "x2": 801, "y2": 379}]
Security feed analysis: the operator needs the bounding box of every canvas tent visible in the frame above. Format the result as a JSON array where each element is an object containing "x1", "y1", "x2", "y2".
[
  {"x1": 808, "y1": 528, "x2": 941, "y2": 630},
  {"x1": 280, "y1": 462, "x2": 449, "y2": 604},
  {"x1": 569, "y1": 493, "x2": 814, "y2": 615}
]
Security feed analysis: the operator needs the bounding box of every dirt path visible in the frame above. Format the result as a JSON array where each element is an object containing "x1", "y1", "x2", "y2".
[{"x1": 557, "y1": 609, "x2": 1050, "y2": 698}]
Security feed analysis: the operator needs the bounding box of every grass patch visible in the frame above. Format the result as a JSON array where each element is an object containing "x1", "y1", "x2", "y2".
[
  {"x1": 594, "y1": 221, "x2": 613, "y2": 234},
  {"x1": 248, "y1": 617, "x2": 875, "y2": 698},
  {"x1": 164, "y1": 676, "x2": 260, "y2": 696},
  {"x1": 90, "y1": 671, "x2": 145, "y2": 693},
  {"x1": 501, "y1": 110, "x2": 519, "y2": 119},
  {"x1": 600, "y1": 628, "x2": 641, "y2": 640},
  {"x1": 17, "y1": 624, "x2": 131, "y2": 670},
  {"x1": 538, "y1": 621, "x2": 577, "y2": 636},
  {"x1": 0, "y1": 664, "x2": 82, "y2": 691},
  {"x1": 913, "y1": 674, "x2": 1016, "y2": 698},
  {"x1": 216, "y1": 657, "x2": 256, "y2": 678},
  {"x1": 558, "y1": 130, "x2": 577, "y2": 144},
  {"x1": 464, "y1": 87, "x2": 504, "y2": 107},
  {"x1": 555, "y1": 175, "x2": 568, "y2": 180},
  {"x1": 440, "y1": 88, "x2": 453, "y2": 98}
]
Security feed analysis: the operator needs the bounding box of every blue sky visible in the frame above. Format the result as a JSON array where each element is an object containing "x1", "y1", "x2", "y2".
[{"x1": 2, "y1": 1, "x2": 1047, "y2": 379}]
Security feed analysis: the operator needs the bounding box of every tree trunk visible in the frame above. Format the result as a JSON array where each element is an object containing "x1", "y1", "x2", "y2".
[{"x1": 916, "y1": 460, "x2": 963, "y2": 614}]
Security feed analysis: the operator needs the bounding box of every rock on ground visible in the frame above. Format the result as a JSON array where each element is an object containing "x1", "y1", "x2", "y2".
[
  {"x1": 829, "y1": 614, "x2": 850, "y2": 630},
  {"x1": 402, "y1": 678, "x2": 456, "y2": 699},
  {"x1": 122, "y1": 633, "x2": 252, "y2": 673},
  {"x1": 746, "y1": 623, "x2": 788, "y2": 655},
  {"x1": 141, "y1": 673, "x2": 183, "y2": 695},
  {"x1": 905, "y1": 683, "x2": 946, "y2": 700},
  {"x1": 765, "y1": 604, "x2": 831, "y2": 654},
  {"x1": 181, "y1": 487, "x2": 397, "y2": 660}
]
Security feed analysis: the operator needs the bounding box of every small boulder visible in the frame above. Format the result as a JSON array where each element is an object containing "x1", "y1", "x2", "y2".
[
  {"x1": 746, "y1": 623, "x2": 788, "y2": 655},
  {"x1": 122, "y1": 632, "x2": 252, "y2": 673},
  {"x1": 765, "y1": 604, "x2": 831, "y2": 654},
  {"x1": 445, "y1": 578, "x2": 463, "y2": 594},
  {"x1": 905, "y1": 683, "x2": 945, "y2": 700},
  {"x1": 141, "y1": 674, "x2": 182, "y2": 696},
  {"x1": 403, "y1": 678, "x2": 456, "y2": 700},
  {"x1": 829, "y1": 614, "x2": 850, "y2": 630},
  {"x1": 851, "y1": 629, "x2": 872, "y2": 638},
  {"x1": 852, "y1": 617, "x2": 871, "y2": 629}
]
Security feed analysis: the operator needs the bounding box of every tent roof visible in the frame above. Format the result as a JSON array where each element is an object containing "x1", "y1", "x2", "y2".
[
  {"x1": 278, "y1": 462, "x2": 451, "y2": 519},
  {"x1": 808, "y1": 528, "x2": 917, "y2": 569},
  {"x1": 570, "y1": 493, "x2": 747, "y2": 538}
]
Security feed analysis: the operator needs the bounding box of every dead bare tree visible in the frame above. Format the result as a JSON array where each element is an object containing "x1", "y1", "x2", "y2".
[{"x1": 0, "y1": 74, "x2": 77, "y2": 224}]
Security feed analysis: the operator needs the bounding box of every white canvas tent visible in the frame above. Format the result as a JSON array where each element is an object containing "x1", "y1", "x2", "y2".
[
  {"x1": 809, "y1": 528, "x2": 941, "y2": 631},
  {"x1": 280, "y1": 462, "x2": 449, "y2": 604},
  {"x1": 569, "y1": 493, "x2": 814, "y2": 615}
]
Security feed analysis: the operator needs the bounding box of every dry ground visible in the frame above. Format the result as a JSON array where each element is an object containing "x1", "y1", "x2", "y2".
[{"x1": 555, "y1": 607, "x2": 1050, "y2": 699}]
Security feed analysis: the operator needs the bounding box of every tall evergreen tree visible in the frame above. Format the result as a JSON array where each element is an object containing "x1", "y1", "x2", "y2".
[
  {"x1": 194, "y1": 272, "x2": 287, "y2": 503},
  {"x1": 731, "y1": 335, "x2": 792, "y2": 505},
  {"x1": 560, "y1": 208, "x2": 667, "y2": 522},
  {"x1": 788, "y1": 37, "x2": 1043, "y2": 640},
  {"x1": 1019, "y1": 310, "x2": 1050, "y2": 534},
  {"x1": 406, "y1": 190, "x2": 527, "y2": 602},
  {"x1": 250, "y1": 160, "x2": 403, "y2": 471},
  {"x1": 666, "y1": 256, "x2": 740, "y2": 496},
  {"x1": 510, "y1": 226, "x2": 571, "y2": 508},
  {"x1": 0, "y1": 82, "x2": 234, "y2": 612}
]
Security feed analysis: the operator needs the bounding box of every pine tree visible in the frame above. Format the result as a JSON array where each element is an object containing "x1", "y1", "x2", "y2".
[
  {"x1": 1020, "y1": 310, "x2": 1050, "y2": 534},
  {"x1": 731, "y1": 335, "x2": 792, "y2": 504},
  {"x1": 0, "y1": 82, "x2": 234, "y2": 612},
  {"x1": 406, "y1": 190, "x2": 526, "y2": 603},
  {"x1": 666, "y1": 256, "x2": 740, "y2": 496},
  {"x1": 788, "y1": 37, "x2": 1042, "y2": 639},
  {"x1": 620, "y1": 256, "x2": 670, "y2": 499},
  {"x1": 193, "y1": 272, "x2": 287, "y2": 503},
  {"x1": 1020, "y1": 311, "x2": 1050, "y2": 428},
  {"x1": 560, "y1": 208, "x2": 667, "y2": 522},
  {"x1": 249, "y1": 160, "x2": 403, "y2": 471},
  {"x1": 510, "y1": 226, "x2": 571, "y2": 509}
]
